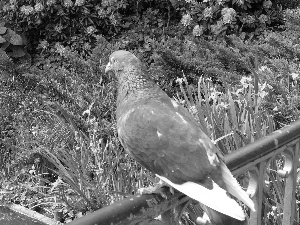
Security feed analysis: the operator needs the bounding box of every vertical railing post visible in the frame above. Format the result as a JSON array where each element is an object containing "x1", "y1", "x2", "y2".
[
  {"x1": 249, "y1": 162, "x2": 266, "y2": 225},
  {"x1": 282, "y1": 143, "x2": 300, "y2": 224}
]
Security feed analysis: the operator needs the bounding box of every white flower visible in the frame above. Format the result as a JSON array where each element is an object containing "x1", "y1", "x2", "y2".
[
  {"x1": 75, "y1": 0, "x2": 85, "y2": 6},
  {"x1": 110, "y1": 14, "x2": 117, "y2": 25},
  {"x1": 55, "y1": 43, "x2": 66, "y2": 55},
  {"x1": 193, "y1": 25, "x2": 204, "y2": 36},
  {"x1": 203, "y1": 7, "x2": 213, "y2": 19},
  {"x1": 181, "y1": 14, "x2": 192, "y2": 26},
  {"x1": 64, "y1": 0, "x2": 73, "y2": 8},
  {"x1": 86, "y1": 26, "x2": 95, "y2": 34},
  {"x1": 47, "y1": 0, "x2": 56, "y2": 6},
  {"x1": 221, "y1": 8, "x2": 236, "y2": 24},
  {"x1": 258, "y1": 66, "x2": 272, "y2": 73},
  {"x1": 216, "y1": 0, "x2": 225, "y2": 5},
  {"x1": 34, "y1": 3, "x2": 44, "y2": 12},
  {"x1": 263, "y1": 0, "x2": 272, "y2": 9},
  {"x1": 20, "y1": 5, "x2": 34, "y2": 15},
  {"x1": 211, "y1": 20, "x2": 224, "y2": 34},
  {"x1": 38, "y1": 40, "x2": 49, "y2": 49},
  {"x1": 291, "y1": 72, "x2": 299, "y2": 80},
  {"x1": 83, "y1": 43, "x2": 91, "y2": 50},
  {"x1": 98, "y1": 8, "x2": 106, "y2": 18},
  {"x1": 259, "y1": 14, "x2": 268, "y2": 24},
  {"x1": 54, "y1": 24, "x2": 63, "y2": 33},
  {"x1": 240, "y1": 76, "x2": 252, "y2": 87},
  {"x1": 176, "y1": 78, "x2": 183, "y2": 84}
]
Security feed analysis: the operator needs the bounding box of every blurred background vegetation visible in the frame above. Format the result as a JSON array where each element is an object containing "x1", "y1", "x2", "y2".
[{"x1": 1, "y1": 0, "x2": 300, "y2": 223}]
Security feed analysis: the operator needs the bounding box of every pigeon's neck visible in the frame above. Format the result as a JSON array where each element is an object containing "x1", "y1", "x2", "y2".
[{"x1": 116, "y1": 67, "x2": 159, "y2": 107}]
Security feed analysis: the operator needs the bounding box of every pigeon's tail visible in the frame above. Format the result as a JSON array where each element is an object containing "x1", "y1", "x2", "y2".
[
  {"x1": 156, "y1": 174, "x2": 246, "y2": 221},
  {"x1": 219, "y1": 161, "x2": 256, "y2": 212},
  {"x1": 202, "y1": 205, "x2": 249, "y2": 225}
]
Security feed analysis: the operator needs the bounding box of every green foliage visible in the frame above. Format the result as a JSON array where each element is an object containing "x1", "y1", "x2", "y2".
[
  {"x1": 0, "y1": 0, "x2": 176, "y2": 55},
  {"x1": 0, "y1": 21, "x2": 27, "y2": 60},
  {"x1": 1, "y1": 0, "x2": 129, "y2": 53},
  {"x1": 274, "y1": 0, "x2": 300, "y2": 9},
  {"x1": 178, "y1": 0, "x2": 284, "y2": 38},
  {"x1": 0, "y1": 0, "x2": 288, "y2": 56}
]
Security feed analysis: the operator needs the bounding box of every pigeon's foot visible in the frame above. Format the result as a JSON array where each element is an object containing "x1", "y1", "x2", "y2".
[{"x1": 137, "y1": 180, "x2": 174, "y2": 199}]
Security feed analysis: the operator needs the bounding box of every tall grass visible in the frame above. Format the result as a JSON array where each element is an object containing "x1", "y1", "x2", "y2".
[{"x1": 36, "y1": 104, "x2": 153, "y2": 214}]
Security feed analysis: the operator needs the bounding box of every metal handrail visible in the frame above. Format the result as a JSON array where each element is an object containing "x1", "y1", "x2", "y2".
[{"x1": 67, "y1": 119, "x2": 300, "y2": 225}]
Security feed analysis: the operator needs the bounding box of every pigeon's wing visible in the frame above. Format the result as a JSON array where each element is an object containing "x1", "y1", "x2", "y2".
[{"x1": 117, "y1": 96, "x2": 220, "y2": 185}]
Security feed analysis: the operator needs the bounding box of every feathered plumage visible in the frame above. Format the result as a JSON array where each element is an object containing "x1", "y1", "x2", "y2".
[{"x1": 105, "y1": 50, "x2": 255, "y2": 224}]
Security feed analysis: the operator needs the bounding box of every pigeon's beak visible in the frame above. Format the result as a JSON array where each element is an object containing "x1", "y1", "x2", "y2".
[{"x1": 105, "y1": 62, "x2": 111, "y2": 73}]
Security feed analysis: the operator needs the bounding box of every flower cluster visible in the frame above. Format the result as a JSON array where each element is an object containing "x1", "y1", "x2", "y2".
[
  {"x1": 185, "y1": 0, "x2": 195, "y2": 3},
  {"x1": 216, "y1": 0, "x2": 225, "y2": 5},
  {"x1": 241, "y1": 15, "x2": 256, "y2": 24},
  {"x1": 193, "y1": 25, "x2": 204, "y2": 37},
  {"x1": 75, "y1": 0, "x2": 85, "y2": 7},
  {"x1": 109, "y1": 14, "x2": 117, "y2": 26},
  {"x1": 263, "y1": 0, "x2": 272, "y2": 9},
  {"x1": 86, "y1": 26, "x2": 95, "y2": 35},
  {"x1": 54, "y1": 24, "x2": 63, "y2": 33},
  {"x1": 211, "y1": 20, "x2": 223, "y2": 34},
  {"x1": 181, "y1": 14, "x2": 192, "y2": 26},
  {"x1": 97, "y1": 8, "x2": 106, "y2": 18},
  {"x1": 221, "y1": 8, "x2": 236, "y2": 24},
  {"x1": 55, "y1": 43, "x2": 66, "y2": 56},
  {"x1": 20, "y1": 5, "x2": 34, "y2": 15},
  {"x1": 83, "y1": 43, "x2": 91, "y2": 51},
  {"x1": 46, "y1": 0, "x2": 56, "y2": 6},
  {"x1": 64, "y1": 0, "x2": 73, "y2": 8},
  {"x1": 236, "y1": 76, "x2": 273, "y2": 106},
  {"x1": 258, "y1": 14, "x2": 269, "y2": 24},
  {"x1": 38, "y1": 40, "x2": 49, "y2": 50},
  {"x1": 203, "y1": 7, "x2": 213, "y2": 19},
  {"x1": 291, "y1": 73, "x2": 299, "y2": 81},
  {"x1": 34, "y1": 3, "x2": 44, "y2": 12}
]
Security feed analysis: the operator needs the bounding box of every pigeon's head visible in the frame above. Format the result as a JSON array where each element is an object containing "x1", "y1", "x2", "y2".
[{"x1": 105, "y1": 50, "x2": 141, "y2": 74}]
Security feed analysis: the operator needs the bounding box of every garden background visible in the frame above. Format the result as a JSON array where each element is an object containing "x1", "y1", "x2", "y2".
[{"x1": 1, "y1": 0, "x2": 300, "y2": 223}]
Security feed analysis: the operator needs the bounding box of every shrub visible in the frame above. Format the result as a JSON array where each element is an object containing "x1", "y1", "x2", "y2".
[
  {"x1": 178, "y1": 0, "x2": 284, "y2": 38},
  {"x1": 0, "y1": 20, "x2": 28, "y2": 61},
  {"x1": 0, "y1": 0, "x2": 131, "y2": 53}
]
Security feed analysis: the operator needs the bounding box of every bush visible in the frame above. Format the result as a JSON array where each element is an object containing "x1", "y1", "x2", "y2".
[
  {"x1": 0, "y1": 0, "x2": 130, "y2": 53},
  {"x1": 178, "y1": 0, "x2": 284, "y2": 38},
  {"x1": 0, "y1": 0, "x2": 178, "y2": 55}
]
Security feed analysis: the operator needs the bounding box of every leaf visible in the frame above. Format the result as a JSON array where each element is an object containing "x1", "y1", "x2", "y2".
[
  {"x1": 7, "y1": 46, "x2": 25, "y2": 58},
  {"x1": 0, "y1": 49, "x2": 9, "y2": 62},
  {"x1": 7, "y1": 29, "x2": 23, "y2": 45},
  {"x1": 0, "y1": 36, "x2": 6, "y2": 43},
  {"x1": 0, "y1": 27, "x2": 7, "y2": 35}
]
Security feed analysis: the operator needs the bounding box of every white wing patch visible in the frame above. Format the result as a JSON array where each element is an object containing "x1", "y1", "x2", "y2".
[
  {"x1": 171, "y1": 99, "x2": 179, "y2": 108},
  {"x1": 176, "y1": 112, "x2": 187, "y2": 124},
  {"x1": 206, "y1": 151, "x2": 219, "y2": 167},
  {"x1": 199, "y1": 138, "x2": 219, "y2": 166},
  {"x1": 156, "y1": 174, "x2": 246, "y2": 221}
]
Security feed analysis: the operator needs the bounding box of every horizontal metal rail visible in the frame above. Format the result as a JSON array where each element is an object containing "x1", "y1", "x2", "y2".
[{"x1": 67, "y1": 119, "x2": 300, "y2": 225}]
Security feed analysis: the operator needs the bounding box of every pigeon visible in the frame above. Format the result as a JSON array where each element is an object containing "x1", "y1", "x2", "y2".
[{"x1": 105, "y1": 50, "x2": 255, "y2": 224}]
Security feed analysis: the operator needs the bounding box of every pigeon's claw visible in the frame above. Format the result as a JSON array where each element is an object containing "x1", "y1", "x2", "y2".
[{"x1": 137, "y1": 180, "x2": 173, "y2": 199}]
